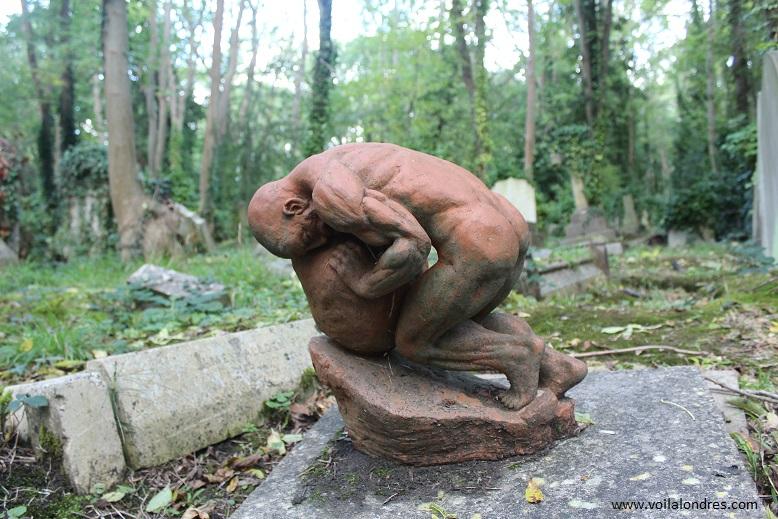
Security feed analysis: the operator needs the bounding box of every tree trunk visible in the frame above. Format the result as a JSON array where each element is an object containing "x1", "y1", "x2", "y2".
[
  {"x1": 59, "y1": 0, "x2": 77, "y2": 154},
  {"x1": 238, "y1": 2, "x2": 260, "y2": 130},
  {"x1": 216, "y1": 0, "x2": 246, "y2": 140},
  {"x1": 472, "y1": 0, "x2": 491, "y2": 178},
  {"x1": 145, "y1": 0, "x2": 159, "y2": 177},
  {"x1": 705, "y1": 0, "x2": 719, "y2": 174},
  {"x1": 92, "y1": 72, "x2": 107, "y2": 142},
  {"x1": 728, "y1": 0, "x2": 751, "y2": 119},
  {"x1": 291, "y1": 0, "x2": 309, "y2": 132},
  {"x1": 598, "y1": 0, "x2": 613, "y2": 114},
  {"x1": 303, "y1": 0, "x2": 334, "y2": 156},
  {"x1": 523, "y1": 0, "x2": 537, "y2": 182},
  {"x1": 103, "y1": 0, "x2": 147, "y2": 261},
  {"x1": 152, "y1": 0, "x2": 172, "y2": 177},
  {"x1": 175, "y1": 0, "x2": 204, "y2": 133},
  {"x1": 198, "y1": 0, "x2": 225, "y2": 217},
  {"x1": 450, "y1": 0, "x2": 475, "y2": 100},
  {"x1": 573, "y1": 0, "x2": 595, "y2": 128},
  {"x1": 20, "y1": 0, "x2": 56, "y2": 210}
]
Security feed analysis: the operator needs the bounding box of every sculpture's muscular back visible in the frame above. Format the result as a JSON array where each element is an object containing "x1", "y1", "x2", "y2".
[{"x1": 291, "y1": 143, "x2": 527, "y2": 254}]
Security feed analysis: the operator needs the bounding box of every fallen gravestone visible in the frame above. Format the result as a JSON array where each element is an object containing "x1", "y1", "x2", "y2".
[
  {"x1": 232, "y1": 367, "x2": 761, "y2": 519},
  {"x1": 127, "y1": 263, "x2": 225, "y2": 300},
  {"x1": 86, "y1": 319, "x2": 317, "y2": 469},
  {"x1": 564, "y1": 208, "x2": 617, "y2": 244}
]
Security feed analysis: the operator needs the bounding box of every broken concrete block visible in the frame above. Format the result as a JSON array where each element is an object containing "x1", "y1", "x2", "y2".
[
  {"x1": 86, "y1": 319, "x2": 318, "y2": 469},
  {"x1": 127, "y1": 264, "x2": 225, "y2": 300},
  {"x1": 7, "y1": 372, "x2": 126, "y2": 494}
]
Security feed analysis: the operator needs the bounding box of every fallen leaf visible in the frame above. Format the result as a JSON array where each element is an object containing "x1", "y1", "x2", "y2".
[
  {"x1": 575, "y1": 412, "x2": 595, "y2": 425},
  {"x1": 204, "y1": 467, "x2": 234, "y2": 484},
  {"x1": 764, "y1": 412, "x2": 778, "y2": 431},
  {"x1": 283, "y1": 433, "x2": 303, "y2": 444},
  {"x1": 770, "y1": 321, "x2": 778, "y2": 334},
  {"x1": 189, "y1": 480, "x2": 206, "y2": 490},
  {"x1": 145, "y1": 486, "x2": 173, "y2": 513},
  {"x1": 53, "y1": 359, "x2": 85, "y2": 370},
  {"x1": 226, "y1": 476, "x2": 239, "y2": 493},
  {"x1": 91, "y1": 350, "x2": 108, "y2": 359},
  {"x1": 182, "y1": 507, "x2": 210, "y2": 519},
  {"x1": 232, "y1": 453, "x2": 263, "y2": 469},
  {"x1": 601, "y1": 326, "x2": 626, "y2": 335},
  {"x1": 19, "y1": 338, "x2": 33, "y2": 352},
  {"x1": 246, "y1": 468, "x2": 266, "y2": 479},
  {"x1": 266, "y1": 429, "x2": 286, "y2": 455},
  {"x1": 629, "y1": 472, "x2": 651, "y2": 481},
  {"x1": 524, "y1": 478, "x2": 544, "y2": 504},
  {"x1": 102, "y1": 490, "x2": 126, "y2": 502}
]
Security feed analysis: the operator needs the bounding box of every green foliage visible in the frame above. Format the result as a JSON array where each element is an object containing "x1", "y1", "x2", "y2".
[{"x1": 57, "y1": 142, "x2": 108, "y2": 196}]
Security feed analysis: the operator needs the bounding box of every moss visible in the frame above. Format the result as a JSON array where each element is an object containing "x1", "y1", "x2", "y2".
[{"x1": 37, "y1": 425, "x2": 63, "y2": 459}]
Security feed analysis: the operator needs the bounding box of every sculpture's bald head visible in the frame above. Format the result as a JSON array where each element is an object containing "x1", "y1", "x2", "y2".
[{"x1": 247, "y1": 179, "x2": 329, "y2": 259}]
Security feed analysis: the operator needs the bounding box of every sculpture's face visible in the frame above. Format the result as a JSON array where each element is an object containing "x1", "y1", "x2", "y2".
[{"x1": 248, "y1": 180, "x2": 330, "y2": 259}]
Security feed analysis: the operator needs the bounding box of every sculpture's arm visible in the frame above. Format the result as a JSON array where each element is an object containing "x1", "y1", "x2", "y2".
[{"x1": 312, "y1": 162, "x2": 431, "y2": 299}]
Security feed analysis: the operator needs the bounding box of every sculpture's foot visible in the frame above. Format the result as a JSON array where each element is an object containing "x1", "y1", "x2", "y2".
[
  {"x1": 540, "y1": 348, "x2": 588, "y2": 398},
  {"x1": 498, "y1": 386, "x2": 536, "y2": 410}
]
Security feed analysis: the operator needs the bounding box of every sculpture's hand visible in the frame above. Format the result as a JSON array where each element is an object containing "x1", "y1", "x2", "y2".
[{"x1": 328, "y1": 242, "x2": 373, "y2": 297}]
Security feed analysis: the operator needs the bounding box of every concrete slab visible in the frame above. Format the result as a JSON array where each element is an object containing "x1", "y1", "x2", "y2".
[
  {"x1": 703, "y1": 369, "x2": 750, "y2": 437},
  {"x1": 87, "y1": 319, "x2": 318, "y2": 469},
  {"x1": 8, "y1": 372, "x2": 126, "y2": 494},
  {"x1": 232, "y1": 367, "x2": 762, "y2": 519}
]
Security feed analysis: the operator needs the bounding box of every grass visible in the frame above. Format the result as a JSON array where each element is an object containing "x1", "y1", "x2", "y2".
[{"x1": 0, "y1": 245, "x2": 308, "y2": 385}]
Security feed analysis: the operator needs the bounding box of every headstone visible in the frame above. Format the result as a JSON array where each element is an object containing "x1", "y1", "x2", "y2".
[
  {"x1": 8, "y1": 372, "x2": 126, "y2": 494},
  {"x1": 668, "y1": 229, "x2": 689, "y2": 248},
  {"x1": 86, "y1": 319, "x2": 318, "y2": 468},
  {"x1": 754, "y1": 51, "x2": 778, "y2": 260},
  {"x1": 571, "y1": 175, "x2": 589, "y2": 210},
  {"x1": 491, "y1": 178, "x2": 537, "y2": 224},
  {"x1": 0, "y1": 238, "x2": 18, "y2": 266},
  {"x1": 232, "y1": 367, "x2": 763, "y2": 519},
  {"x1": 127, "y1": 264, "x2": 225, "y2": 301},
  {"x1": 621, "y1": 194, "x2": 639, "y2": 236},
  {"x1": 563, "y1": 208, "x2": 617, "y2": 243}
]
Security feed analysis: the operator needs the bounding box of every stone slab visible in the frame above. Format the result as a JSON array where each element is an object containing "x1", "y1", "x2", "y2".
[
  {"x1": 86, "y1": 319, "x2": 317, "y2": 468},
  {"x1": 127, "y1": 263, "x2": 226, "y2": 300},
  {"x1": 7, "y1": 372, "x2": 126, "y2": 494},
  {"x1": 232, "y1": 367, "x2": 762, "y2": 519},
  {"x1": 309, "y1": 337, "x2": 578, "y2": 465},
  {"x1": 703, "y1": 369, "x2": 749, "y2": 437},
  {"x1": 539, "y1": 262, "x2": 605, "y2": 298}
]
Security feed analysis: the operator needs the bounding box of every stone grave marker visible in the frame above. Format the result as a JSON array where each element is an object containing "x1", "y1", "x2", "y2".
[
  {"x1": 232, "y1": 367, "x2": 762, "y2": 519},
  {"x1": 492, "y1": 178, "x2": 537, "y2": 224}
]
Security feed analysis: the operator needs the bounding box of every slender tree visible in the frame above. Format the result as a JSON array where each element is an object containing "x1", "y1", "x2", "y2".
[
  {"x1": 304, "y1": 0, "x2": 334, "y2": 156},
  {"x1": 292, "y1": 0, "x2": 309, "y2": 133},
  {"x1": 198, "y1": 0, "x2": 225, "y2": 217},
  {"x1": 103, "y1": 0, "x2": 147, "y2": 260},
  {"x1": 144, "y1": 0, "x2": 159, "y2": 177},
  {"x1": 705, "y1": 0, "x2": 719, "y2": 174},
  {"x1": 523, "y1": 0, "x2": 537, "y2": 182},
  {"x1": 58, "y1": 0, "x2": 77, "y2": 154},
  {"x1": 472, "y1": 0, "x2": 492, "y2": 178},
  {"x1": 20, "y1": 0, "x2": 56, "y2": 209}
]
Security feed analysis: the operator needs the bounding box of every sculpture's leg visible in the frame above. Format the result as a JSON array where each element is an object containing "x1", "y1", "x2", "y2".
[
  {"x1": 394, "y1": 260, "x2": 543, "y2": 410},
  {"x1": 478, "y1": 313, "x2": 588, "y2": 398}
]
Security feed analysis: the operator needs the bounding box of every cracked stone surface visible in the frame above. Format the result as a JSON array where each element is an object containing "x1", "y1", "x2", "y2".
[{"x1": 231, "y1": 366, "x2": 762, "y2": 519}]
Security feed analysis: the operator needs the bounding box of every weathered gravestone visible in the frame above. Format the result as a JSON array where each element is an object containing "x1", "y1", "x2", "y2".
[
  {"x1": 492, "y1": 178, "x2": 537, "y2": 224},
  {"x1": 754, "y1": 51, "x2": 778, "y2": 260},
  {"x1": 0, "y1": 237, "x2": 18, "y2": 266},
  {"x1": 621, "y1": 194, "x2": 639, "y2": 236},
  {"x1": 564, "y1": 207, "x2": 617, "y2": 243},
  {"x1": 232, "y1": 367, "x2": 762, "y2": 519}
]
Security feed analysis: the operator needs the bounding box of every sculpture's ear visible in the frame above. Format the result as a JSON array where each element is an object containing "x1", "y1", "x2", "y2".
[{"x1": 282, "y1": 197, "x2": 308, "y2": 216}]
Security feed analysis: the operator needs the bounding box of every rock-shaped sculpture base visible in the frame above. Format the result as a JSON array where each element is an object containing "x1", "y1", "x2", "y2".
[{"x1": 309, "y1": 337, "x2": 579, "y2": 466}]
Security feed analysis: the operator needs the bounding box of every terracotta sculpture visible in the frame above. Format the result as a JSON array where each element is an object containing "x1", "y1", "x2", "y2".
[{"x1": 249, "y1": 143, "x2": 586, "y2": 411}]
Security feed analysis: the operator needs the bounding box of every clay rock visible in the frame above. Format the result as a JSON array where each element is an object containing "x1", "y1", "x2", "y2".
[{"x1": 309, "y1": 337, "x2": 579, "y2": 465}]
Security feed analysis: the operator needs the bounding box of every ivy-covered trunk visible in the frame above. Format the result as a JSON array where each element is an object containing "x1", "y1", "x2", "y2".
[{"x1": 304, "y1": 0, "x2": 334, "y2": 157}]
